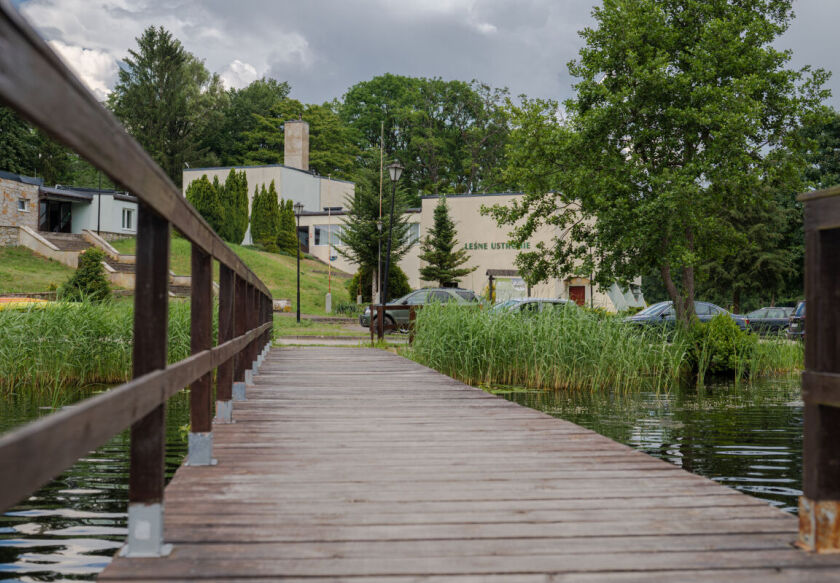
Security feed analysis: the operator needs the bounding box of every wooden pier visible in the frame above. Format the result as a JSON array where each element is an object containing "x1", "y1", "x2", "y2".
[{"x1": 100, "y1": 347, "x2": 840, "y2": 581}]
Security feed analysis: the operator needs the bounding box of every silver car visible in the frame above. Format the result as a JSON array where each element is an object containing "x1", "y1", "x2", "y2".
[{"x1": 360, "y1": 288, "x2": 478, "y2": 331}]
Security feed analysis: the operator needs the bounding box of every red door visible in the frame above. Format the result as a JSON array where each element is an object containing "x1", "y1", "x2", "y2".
[{"x1": 569, "y1": 285, "x2": 586, "y2": 306}]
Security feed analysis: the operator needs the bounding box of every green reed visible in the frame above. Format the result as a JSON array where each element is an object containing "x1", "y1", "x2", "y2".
[
  {"x1": 409, "y1": 304, "x2": 688, "y2": 392},
  {"x1": 408, "y1": 305, "x2": 803, "y2": 392},
  {"x1": 0, "y1": 299, "x2": 209, "y2": 393}
]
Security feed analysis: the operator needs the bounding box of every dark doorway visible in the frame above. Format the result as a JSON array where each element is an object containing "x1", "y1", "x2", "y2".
[
  {"x1": 297, "y1": 226, "x2": 309, "y2": 254},
  {"x1": 569, "y1": 285, "x2": 586, "y2": 306},
  {"x1": 39, "y1": 200, "x2": 72, "y2": 233}
]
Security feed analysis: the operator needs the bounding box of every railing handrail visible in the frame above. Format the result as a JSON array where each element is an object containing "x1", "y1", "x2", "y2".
[
  {"x1": 0, "y1": 3, "x2": 275, "y2": 557},
  {"x1": 0, "y1": 321, "x2": 271, "y2": 511},
  {"x1": 0, "y1": 1, "x2": 268, "y2": 297}
]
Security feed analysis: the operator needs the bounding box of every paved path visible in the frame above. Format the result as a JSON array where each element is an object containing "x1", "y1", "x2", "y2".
[{"x1": 100, "y1": 347, "x2": 840, "y2": 581}]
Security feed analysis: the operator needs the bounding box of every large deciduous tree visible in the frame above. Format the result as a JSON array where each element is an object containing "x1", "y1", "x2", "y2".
[
  {"x1": 108, "y1": 26, "x2": 226, "y2": 186},
  {"x1": 487, "y1": 0, "x2": 827, "y2": 327},
  {"x1": 419, "y1": 196, "x2": 475, "y2": 286}
]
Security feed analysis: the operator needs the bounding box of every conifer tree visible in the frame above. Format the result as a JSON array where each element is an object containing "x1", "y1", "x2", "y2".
[
  {"x1": 250, "y1": 182, "x2": 280, "y2": 251},
  {"x1": 232, "y1": 170, "x2": 249, "y2": 244},
  {"x1": 419, "y1": 195, "x2": 475, "y2": 286},
  {"x1": 186, "y1": 174, "x2": 223, "y2": 234},
  {"x1": 277, "y1": 198, "x2": 299, "y2": 255}
]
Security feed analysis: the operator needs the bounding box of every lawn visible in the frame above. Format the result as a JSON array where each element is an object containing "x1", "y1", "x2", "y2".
[
  {"x1": 274, "y1": 314, "x2": 366, "y2": 337},
  {"x1": 112, "y1": 235, "x2": 353, "y2": 315},
  {"x1": 0, "y1": 246, "x2": 75, "y2": 294}
]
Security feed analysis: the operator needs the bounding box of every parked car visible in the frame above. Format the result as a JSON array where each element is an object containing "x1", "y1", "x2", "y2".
[
  {"x1": 787, "y1": 300, "x2": 805, "y2": 341},
  {"x1": 745, "y1": 306, "x2": 794, "y2": 336},
  {"x1": 360, "y1": 287, "x2": 479, "y2": 331},
  {"x1": 624, "y1": 300, "x2": 749, "y2": 331},
  {"x1": 490, "y1": 298, "x2": 577, "y2": 314}
]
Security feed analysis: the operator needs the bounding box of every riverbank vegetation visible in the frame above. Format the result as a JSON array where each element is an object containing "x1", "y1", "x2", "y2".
[
  {"x1": 0, "y1": 300, "x2": 198, "y2": 393},
  {"x1": 408, "y1": 304, "x2": 803, "y2": 392}
]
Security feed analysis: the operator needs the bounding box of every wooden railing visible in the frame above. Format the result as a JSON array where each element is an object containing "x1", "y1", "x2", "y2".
[
  {"x1": 0, "y1": 3, "x2": 273, "y2": 557},
  {"x1": 798, "y1": 184, "x2": 840, "y2": 553}
]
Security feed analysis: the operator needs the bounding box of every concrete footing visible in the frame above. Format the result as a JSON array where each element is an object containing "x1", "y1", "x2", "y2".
[
  {"x1": 186, "y1": 432, "x2": 216, "y2": 466},
  {"x1": 215, "y1": 400, "x2": 233, "y2": 423},
  {"x1": 121, "y1": 503, "x2": 173, "y2": 558},
  {"x1": 232, "y1": 381, "x2": 246, "y2": 401}
]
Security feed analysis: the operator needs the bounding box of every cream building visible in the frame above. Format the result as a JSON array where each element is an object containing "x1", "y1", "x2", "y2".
[
  {"x1": 181, "y1": 120, "x2": 354, "y2": 245},
  {"x1": 299, "y1": 193, "x2": 644, "y2": 312},
  {"x1": 181, "y1": 118, "x2": 643, "y2": 312}
]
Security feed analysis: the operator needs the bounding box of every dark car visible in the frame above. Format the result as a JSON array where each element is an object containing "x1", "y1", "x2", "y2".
[
  {"x1": 745, "y1": 306, "x2": 794, "y2": 336},
  {"x1": 490, "y1": 298, "x2": 577, "y2": 314},
  {"x1": 624, "y1": 300, "x2": 749, "y2": 331},
  {"x1": 360, "y1": 287, "x2": 478, "y2": 331},
  {"x1": 787, "y1": 300, "x2": 805, "y2": 340}
]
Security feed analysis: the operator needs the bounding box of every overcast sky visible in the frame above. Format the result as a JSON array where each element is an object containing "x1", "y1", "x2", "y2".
[{"x1": 12, "y1": 0, "x2": 840, "y2": 108}]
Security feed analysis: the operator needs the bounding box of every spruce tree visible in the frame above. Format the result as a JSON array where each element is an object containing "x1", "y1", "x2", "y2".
[
  {"x1": 277, "y1": 198, "x2": 299, "y2": 255},
  {"x1": 419, "y1": 195, "x2": 475, "y2": 286},
  {"x1": 186, "y1": 174, "x2": 223, "y2": 234},
  {"x1": 60, "y1": 248, "x2": 111, "y2": 302},
  {"x1": 217, "y1": 169, "x2": 237, "y2": 242}
]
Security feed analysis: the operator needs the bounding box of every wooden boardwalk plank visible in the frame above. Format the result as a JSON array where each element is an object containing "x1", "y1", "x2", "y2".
[{"x1": 100, "y1": 347, "x2": 840, "y2": 581}]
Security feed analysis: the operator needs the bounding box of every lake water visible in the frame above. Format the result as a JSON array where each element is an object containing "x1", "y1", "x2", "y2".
[
  {"x1": 0, "y1": 388, "x2": 189, "y2": 581},
  {"x1": 0, "y1": 375, "x2": 803, "y2": 580},
  {"x1": 498, "y1": 375, "x2": 804, "y2": 513}
]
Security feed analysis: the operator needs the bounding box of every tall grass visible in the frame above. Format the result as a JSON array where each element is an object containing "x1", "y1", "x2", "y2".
[
  {"x1": 409, "y1": 304, "x2": 688, "y2": 392},
  {"x1": 0, "y1": 299, "x2": 204, "y2": 393},
  {"x1": 408, "y1": 305, "x2": 803, "y2": 392}
]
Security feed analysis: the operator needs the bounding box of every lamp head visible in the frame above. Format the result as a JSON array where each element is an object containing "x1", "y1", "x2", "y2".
[
  {"x1": 293, "y1": 202, "x2": 304, "y2": 216},
  {"x1": 387, "y1": 160, "x2": 404, "y2": 182},
  {"x1": 376, "y1": 219, "x2": 382, "y2": 232}
]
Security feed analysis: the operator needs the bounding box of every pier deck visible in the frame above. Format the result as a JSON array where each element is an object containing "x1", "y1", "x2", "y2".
[{"x1": 101, "y1": 347, "x2": 840, "y2": 581}]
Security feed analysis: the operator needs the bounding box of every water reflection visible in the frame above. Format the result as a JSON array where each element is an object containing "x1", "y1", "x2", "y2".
[
  {"x1": 0, "y1": 388, "x2": 189, "y2": 581},
  {"x1": 499, "y1": 376, "x2": 803, "y2": 513}
]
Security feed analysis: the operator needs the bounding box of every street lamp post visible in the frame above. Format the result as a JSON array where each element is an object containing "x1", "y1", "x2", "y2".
[
  {"x1": 294, "y1": 202, "x2": 304, "y2": 323},
  {"x1": 381, "y1": 160, "x2": 404, "y2": 329},
  {"x1": 376, "y1": 219, "x2": 382, "y2": 304}
]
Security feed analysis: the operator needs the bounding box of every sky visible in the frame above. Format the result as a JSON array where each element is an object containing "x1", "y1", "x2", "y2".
[{"x1": 12, "y1": 0, "x2": 840, "y2": 108}]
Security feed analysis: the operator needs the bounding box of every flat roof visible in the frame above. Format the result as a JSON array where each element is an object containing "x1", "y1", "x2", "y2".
[
  {"x1": 0, "y1": 170, "x2": 43, "y2": 186},
  {"x1": 183, "y1": 164, "x2": 355, "y2": 185},
  {"x1": 420, "y1": 192, "x2": 523, "y2": 200}
]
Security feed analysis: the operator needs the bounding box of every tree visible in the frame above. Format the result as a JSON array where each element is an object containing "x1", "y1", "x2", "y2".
[
  {"x1": 208, "y1": 78, "x2": 291, "y2": 165},
  {"x1": 337, "y1": 170, "x2": 415, "y2": 300},
  {"x1": 487, "y1": 0, "x2": 827, "y2": 327},
  {"x1": 60, "y1": 248, "x2": 111, "y2": 302},
  {"x1": 250, "y1": 182, "x2": 280, "y2": 251},
  {"x1": 419, "y1": 196, "x2": 475, "y2": 286},
  {"x1": 277, "y1": 199, "x2": 298, "y2": 255},
  {"x1": 185, "y1": 175, "x2": 223, "y2": 234},
  {"x1": 339, "y1": 74, "x2": 512, "y2": 201},
  {"x1": 0, "y1": 106, "x2": 36, "y2": 176},
  {"x1": 108, "y1": 26, "x2": 226, "y2": 186}
]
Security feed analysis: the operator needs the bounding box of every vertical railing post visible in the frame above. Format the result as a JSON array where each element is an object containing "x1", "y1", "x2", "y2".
[
  {"x1": 124, "y1": 203, "x2": 171, "y2": 558},
  {"x1": 232, "y1": 276, "x2": 247, "y2": 401},
  {"x1": 799, "y1": 193, "x2": 840, "y2": 552},
  {"x1": 187, "y1": 245, "x2": 214, "y2": 466},
  {"x1": 215, "y1": 264, "x2": 235, "y2": 423}
]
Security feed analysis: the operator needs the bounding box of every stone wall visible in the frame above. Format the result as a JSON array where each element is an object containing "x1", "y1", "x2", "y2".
[
  {"x1": 0, "y1": 177, "x2": 39, "y2": 231},
  {"x1": 0, "y1": 225, "x2": 18, "y2": 247}
]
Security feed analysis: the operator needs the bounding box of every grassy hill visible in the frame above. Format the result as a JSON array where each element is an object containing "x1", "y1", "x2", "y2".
[
  {"x1": 111, "y1": 236, "x2": 352, "y2": 315},
  {"x1": 0, "y1": 247, "x2": 75, "y2": 293}
]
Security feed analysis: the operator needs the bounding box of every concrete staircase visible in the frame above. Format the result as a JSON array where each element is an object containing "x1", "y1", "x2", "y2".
[{"x1": 41, "y1": 233, "x2": 93, "y2": 252}]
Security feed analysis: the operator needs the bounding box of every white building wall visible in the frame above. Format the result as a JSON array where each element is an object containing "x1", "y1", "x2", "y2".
[{"x1": 69, "y1": 195, "x2": 137, "y2": 235}]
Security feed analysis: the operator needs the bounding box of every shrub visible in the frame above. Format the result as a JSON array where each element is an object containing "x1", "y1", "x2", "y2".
[
  {"x1": 687, "y1": 314, "x2": 758, "y2": 378},
  {"x1": 59, "y1": 248, "x2": 111, "y2": 302},
  {"x1": 334, "y1": 301, "x2": 363, "y2": 317}
]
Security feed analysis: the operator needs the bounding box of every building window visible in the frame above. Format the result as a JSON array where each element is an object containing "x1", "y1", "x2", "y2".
[
  {"x1": 314, "y1": 224, "x2": 342, "y2": 246},
  {"x1": 122, "y1": 208, "x2": 134, "y2": 230},
  {"x1": 408, "y1": 223, "x2": 420, "y2": 244},
  {"x1": 17, "y1": 198, "x2": 28, "y2": 212}
]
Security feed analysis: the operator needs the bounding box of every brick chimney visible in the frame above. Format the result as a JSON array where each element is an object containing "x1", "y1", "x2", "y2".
[{"x1": 284, "y1": 119, "x2": 309, "y2": 171}]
